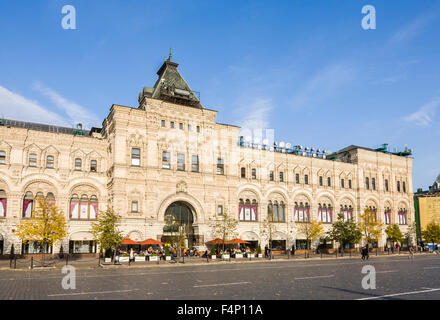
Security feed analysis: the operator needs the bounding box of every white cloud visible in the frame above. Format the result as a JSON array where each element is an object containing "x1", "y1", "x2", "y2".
[
  {"x1": 390, "y1": 10, "x2": 439, "y2": 44},
  {"x1": 290, "y1": 64, "x2": 355, "y2": 110},
  {"x1": 238, "y1": 98, "x2": 274, "y2": 131},
  {"x1": 403, "y1": 96, "x2": 440, "y2": 127},
  {"x1": 32, "y1": 82, "x2": 100, "y2": 129},
  {"x1": 0, "y1": 85, "x2": 70, "y2": 127}
]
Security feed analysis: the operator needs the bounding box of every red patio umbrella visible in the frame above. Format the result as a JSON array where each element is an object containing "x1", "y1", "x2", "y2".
[
  {"x1": 225, "y1": 238, "x2": 250, "y2": 244},
  {"x1": 206, "y1": 238, "x2": 225, "y2": 245},
  {"x1": 121, "y1": 238, "x2": 140, "y2": 245},
  {"x1": 140, "y1": 238, "x2": 165, "y2": 245}
]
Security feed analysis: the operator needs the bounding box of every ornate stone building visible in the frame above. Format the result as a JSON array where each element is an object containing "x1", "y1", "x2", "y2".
[{"x1": 0, "y1": 57, "x2": 414, "y2": 255}]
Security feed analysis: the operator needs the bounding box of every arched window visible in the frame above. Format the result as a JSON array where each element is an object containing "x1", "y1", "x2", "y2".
[
  {"x1": 318, "y1": 203, "x2": 333, "y2": 223},
  {"x1": 70, "y1": 194, "x2": 98, "y2": 220},
  {"x1": 0, "y1": 189, "x2": 6, "y2": 218},
  {"x1": 268, "y1": 200, "x2": 285, "y2": 222},
  {"x1": 238, "y1": 198, "x2": 258, "y2": 221},
  {"x1": 294, "y1": 201, "x2": 310, "y2": 222},
  {"x1": 398, "y1": 208, "x2": 407, "y2": 225},
  {"x1": 366, "y1": 177, "x2": 370, "y2": 190},
  {"x1": 366, "y1": 206, "x2": 377, "y2": 222},
  {"x1": 384, "y1": 207, "x2": 391, "y2": 225},
  {"x1": 341, "y1": 205, "x2": 353, "y2": 222},
  {"x1": 372, "y1": 178, "x2": 376, "y2": 190},
  {"x1": 23, "y1": 191, "x2": 34, "y2": 218}
]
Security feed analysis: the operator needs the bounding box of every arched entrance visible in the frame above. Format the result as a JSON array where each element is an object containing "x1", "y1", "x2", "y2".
[{"x1": 162, "y1": 201, "x2": 195, "y2": 249}]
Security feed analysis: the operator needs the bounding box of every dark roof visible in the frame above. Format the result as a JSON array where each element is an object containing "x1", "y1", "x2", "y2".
[
  {"x1": 139, "y1": 56, "x2": 203, "y2": 108},
  {"x1": 0, "y1": 118, "x2": 94, "y2": 136}
]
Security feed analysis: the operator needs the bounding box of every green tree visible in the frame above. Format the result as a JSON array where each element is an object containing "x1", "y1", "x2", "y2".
[
  {"x1": 210, "y1": 208, "x2": 238, "y2": 251},
  {"x1": 90, "y1": 208, "x2": 124, "y2": 260},
  {"x1": 15, "y1": 198, "x2": 67, "y2": 258},
  {"x1": 385, "y1": 224, "x2": 404, "y2": 251},
  {"x1": 422, "y1": 222, "x2": 440, "y2": 245},
  {"x1": 296, "y1": 218, "x2": 325, "y2": 257},
  {"x1": 327, "y1": 213, "x2": 362, "y2": 253},
  {"x1": 358, "y1": 208, "x2": 383, "y2": 247}
]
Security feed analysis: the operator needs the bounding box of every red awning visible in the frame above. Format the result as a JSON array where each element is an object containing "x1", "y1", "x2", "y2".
[
  {"x1": 140, "y1": 238, "x2": 165, "y2": 245},
  {"x1": 121, "y1": 238, "x2": 140, "y2": 245}
]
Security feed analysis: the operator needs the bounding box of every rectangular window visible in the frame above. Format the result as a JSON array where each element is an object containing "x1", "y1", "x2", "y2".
[
  {"x1": 385, "y1": 179, "x2": 389, "y2": 192},
  {"x1": 131, "y1": 148, "x2": 140, "y2": 166},
  {"x1": 177, "y1": 153, "x2": 185, "y2": 171},
  {"x1": 0, "y1": 151, "x2": 5, "y2": 164},
  {"x1": 191, "y1": 155, "x2": 199, "y2": 172},
  {"x1": 216, "y1": 158, "x2": 224, "y2": 175},
  {"x1": 29, "y1": 153, "x2": 37, "y2": 167},
  {"x1": 385, "y1": 211, "x2": 391, "y2": 225},
  {"x1": 366, "y1": 177, "x2": 369, "y2": 190},
  {"x1": 90, "y1": 160, "x2": 97, "y2": 172},
  {"x1": 75, "y1": 158, "x2": 82, "y2": 171},
  {"x1": 161, "y1": 120, "x2": 165, "y2": 127},
  {"x1": 217, "y1": 205, "x2": 223, "y2": 216},
  {"x1": 304, "y1": 174, "x2": 308, "y2": 185},
  {"x1": 170, "y1": 121, "x2": 174, "y2": 128},
  {"x1": 196, "y1": 126, "x2": 200, "y2": 133},
  {"x1": 296, "y1": 173, "x2": 300, "y2": 184},
  {"x1": 252, "y1": 169, "x2": 257, "y2": 180},
  {"x1": 46, "y1": 155, "x2": 54, "y2": 168},
  {"x1": 188, "y1": 124, "x2": 191, "y2": 131},
  {"x1": 179, "y1": 123, "x2": 183, "y2": 130},
  {"x1": 403, "y1": 181, "x2": 406, "y2": 193},
  {"x1": 241, "y1": 167, "x2": 246, "y2": 178},
  {"x1": 319, "y1": 176, "x2": 323, "y2": 186},
  {"x1": 341, "y1": 179, "x2": 345, "y2": 188},
  {"x1": 349, "y1": 179, "x2": 352, "y2": 189},
  {"x1": 162, "y1": 151, "x2": 171, "y2": 169},
  {"x1": 372, "y1": 178, "x2": 376, "y2": 190},
  {"x1": 327, "y1": 177, "x2": 331, "y2": 187},
  {"x1": 269, "y1": 171, "x2": 274, "y2": 181},
  {"x1": 131, "y1": 201, "x2": 138, "y2": 213},
  {"x1": 397, "y1": 181, "x2": 400, "y2": 192},
  {"x1": 279, "y1": 172, "x2": 284, "y2": 182}
]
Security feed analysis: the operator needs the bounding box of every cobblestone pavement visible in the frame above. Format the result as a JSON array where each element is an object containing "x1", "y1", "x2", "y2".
[{"x1": 0, "y1": 254, "x2": 439, "y2": 300}]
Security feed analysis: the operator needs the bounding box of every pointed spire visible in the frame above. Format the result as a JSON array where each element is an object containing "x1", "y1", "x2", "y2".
[{"x1": 168, "y1": 48, "x2": 172, "y2": 62}]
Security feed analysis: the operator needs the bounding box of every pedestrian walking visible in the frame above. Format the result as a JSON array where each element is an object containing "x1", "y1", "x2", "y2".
[
  {"x1": 129, "y1": 248, "x2": 134, "y2": 263},
  {"x1": 291, "y1": 244, "x2": 295, "y2": 256},
  {"x1": 361, "y1": 246, "x2": 366, "y2": 261},
  {"x1": 115, "y1": 248, "x2": 120, "y2": 265},
  {"x1": 408, "y1": 246, "x2": 414, "y2": 259}
]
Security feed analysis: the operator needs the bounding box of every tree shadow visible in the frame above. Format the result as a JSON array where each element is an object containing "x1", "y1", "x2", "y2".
[{"x1": 320, "y1": 286, "x2": 403, "y2": 300}]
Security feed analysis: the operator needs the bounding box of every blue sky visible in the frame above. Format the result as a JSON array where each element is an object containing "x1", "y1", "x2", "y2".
[{"x1": 0, "y1": 0, "x2": 439, "y2": 190}]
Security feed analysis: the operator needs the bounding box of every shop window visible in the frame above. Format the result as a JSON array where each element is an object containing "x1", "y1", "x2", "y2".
[
  {"x1": 22, "y1": 242, "x2": 52, "y2": 254},
  {"x1": 69, "y1": 240, "x2": 96, "y2": 254},
  {"x1": 131, "y1": 148, "x2": 140, "y2": 166}
]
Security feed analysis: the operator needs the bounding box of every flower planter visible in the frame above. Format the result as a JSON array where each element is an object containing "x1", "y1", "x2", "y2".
[
  {"x1": 258, "y1": 254, "x2": 263, "y2": 258},
  {"x1": 120, "y1": 257, "x2": 129, "y2": 262},
  {"x1": 211, "y1": 255, "x2": 216, "y2": 260},
  {"x1": 222, "y1": 254, "x2": 230, "y2": 259},
  {"x1": 104, "y1": 258, "x2": 111, "y2": 263},
  {"x1": 165, "y1": 256, "x2": 171, "y2": 261},
  {"x1": 135, "y1": 256, "x2": 145, "y2": 262},
  {"x1": 149, "y1": 256, "x2": 158, "y2": 261},
  {"x1": 248, "y1": 254, "x2": 255, "y2": 258},
  {"x1": 235, "y1": 254, "x2": 243, "y2": 259}
]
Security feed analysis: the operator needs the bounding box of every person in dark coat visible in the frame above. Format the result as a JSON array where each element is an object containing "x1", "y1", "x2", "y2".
[{"x1": 291, "y1": 244, "x2": 295, "y2": 256}]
